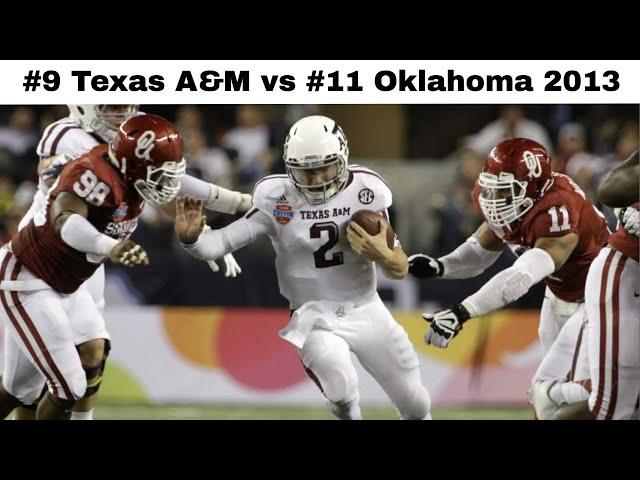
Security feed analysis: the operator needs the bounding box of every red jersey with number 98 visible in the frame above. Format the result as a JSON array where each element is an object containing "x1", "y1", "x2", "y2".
[
  {"x1": 474, "y1": 173, "x2": 611, "y2": 302},
  {"x1": 10, "y1": 145, "x2": 145, "y2": 294}
]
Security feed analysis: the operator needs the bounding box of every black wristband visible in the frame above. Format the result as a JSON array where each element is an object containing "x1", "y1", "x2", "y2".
[
  {"x1": 617, "y1": 207, "x2": 627, "y2": 223},
  {"x1": 452, "y1": 303, "x2": 471, "y2": 323}
]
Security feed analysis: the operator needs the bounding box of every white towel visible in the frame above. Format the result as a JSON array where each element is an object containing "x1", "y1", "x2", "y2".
[{"x1": 278, "y1": 300, "x2": 354, "y2": 348}]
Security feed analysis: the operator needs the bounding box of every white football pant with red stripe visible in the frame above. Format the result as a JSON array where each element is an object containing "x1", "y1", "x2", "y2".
[
  {"x1": 586, "y1": 246, "x2": 640, "y2": 420},
  {"x1": 533, "y1": 288, "x2": 590, "y2": 384},
  {"x1": 0, "y1": 248, "x2": 106, "y2": 404}
]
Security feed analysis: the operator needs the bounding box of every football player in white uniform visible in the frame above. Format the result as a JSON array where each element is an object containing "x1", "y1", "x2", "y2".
[
  {"x1": 1, "y1": 105, "x2": 251, "y2": 420},
  {"x1": 175, "y1": 115, "x2": 432, "y2": 420}
]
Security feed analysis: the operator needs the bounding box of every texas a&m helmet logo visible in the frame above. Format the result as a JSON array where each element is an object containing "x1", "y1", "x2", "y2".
[{"x1": 273, "y1": 204, "x2": 295, "y2": 225}]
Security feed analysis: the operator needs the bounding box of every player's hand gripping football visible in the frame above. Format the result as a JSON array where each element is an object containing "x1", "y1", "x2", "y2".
[
  {"x1": 175, "y1": 196, "x2": 206, "y2": 244},
  {"x1": 346, "y1": 220, "x2": 392, "y2": 262},
  {"x1": 108, "y1": 240, "x2": 149, "y2": 267},
  {"x1": 422, "y1": 304, "x2": 471, "y2": 348}
]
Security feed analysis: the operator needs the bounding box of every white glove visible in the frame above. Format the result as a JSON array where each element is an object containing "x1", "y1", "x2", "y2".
[
  {"x1": 222, "y1": 253, "x2": 242, "y2": 278},
  {"x1": 621, "y1": 206, "x2": 640, "y2": 237},
  {"x1": 422, "y1": 304, "x2": 470, "y2": 348},
  {"x1": 206, "y1": 185, "x2": 253, "y2": 214},
  {"x1": 207, "y1": 253, "x2": 242, "y2": 278}
]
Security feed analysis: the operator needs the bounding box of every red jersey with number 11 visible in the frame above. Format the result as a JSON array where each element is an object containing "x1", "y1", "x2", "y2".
[
  {"x1": 473, "y1": 173, "x2": 611, "y2": 302},
  {"x1": 10, "y1": 145, "x2": 144, "y2": 294}
]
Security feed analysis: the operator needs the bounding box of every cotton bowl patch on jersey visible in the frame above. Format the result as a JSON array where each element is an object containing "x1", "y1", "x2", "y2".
[
  {"x1": 273, "y1": 204, "x2": 295, "y2": 225},
  {"x1": 112, "y1": 202, "x2": 129, "y2": 222}
]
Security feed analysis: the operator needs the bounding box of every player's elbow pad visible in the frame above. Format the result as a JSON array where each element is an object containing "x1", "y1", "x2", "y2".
[
  {"x1": 501, "y1": 248, "x2": 556, "y2": 303},
  {"x1": 59, "y1": 213, "x2": 119, "y2": 256}
]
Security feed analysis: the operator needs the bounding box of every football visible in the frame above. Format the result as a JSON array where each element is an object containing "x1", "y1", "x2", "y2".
[{"x1": 350, "y1": 209, "x2": 395, "y2": 249}]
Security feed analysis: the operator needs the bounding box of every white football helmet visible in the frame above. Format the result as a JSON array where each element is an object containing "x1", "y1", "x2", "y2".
[
  {"x1": 283, "y1": 115, "x2": 349, "y2": 205},
  {"x1": 68, "y1": 105, "x2": 139, "y2": 142}
]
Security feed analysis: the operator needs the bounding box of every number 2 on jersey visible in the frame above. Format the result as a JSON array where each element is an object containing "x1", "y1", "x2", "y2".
[
  {"x1": 310, "y1": 222, "x2": 344, "y2": 268},
  {"x1": 73, "y1": 170, "x2": 111, "y2": 206}
]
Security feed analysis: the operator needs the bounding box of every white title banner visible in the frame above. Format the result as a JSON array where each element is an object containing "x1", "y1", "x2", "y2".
[{"x1": 0, "y1": 60, "x2": 638, "y2": 103}]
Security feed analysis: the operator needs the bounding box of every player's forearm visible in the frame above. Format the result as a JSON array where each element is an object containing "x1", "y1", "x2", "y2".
[
  {"x1": 439, "y1": 235, "x2": 503, "y2": 279},
  {"x1": 378, "y1": 247, "x2": 409, "y2": 279},
  {"x1": 179, "y1": 174, "x2": 251, "y2": 214},
  {"x1": 181, "y1": 217, "x2": 260, "y2": 261},
  {"x1": 461, "y1": 248, "x2": 555, "y2": 317},
  {"x1": 58, "y1": 213, "x2": 118, "y2": 256}
]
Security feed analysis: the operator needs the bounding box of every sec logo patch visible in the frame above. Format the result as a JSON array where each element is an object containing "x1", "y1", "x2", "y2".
[{"x1": 358, "y1": 188, "x2": 374, "y2": 205}]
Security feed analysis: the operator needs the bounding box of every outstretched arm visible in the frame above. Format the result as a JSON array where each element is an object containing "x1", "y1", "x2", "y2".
[
  {"x1": 175, "y1": 197, "x2": 272, "y2": 261},
  {"x1": 408, "y1": 222, "x2": 504, "y2": 279},
  {"x1": 423, "y1": 233, "x2": 578, "y2": 348},
  {"x1": 179, "y1": 174, "x2": 252, "y2": 214},
  {"x1": 51, "y1": 191, "x2": 148, "y2": 267}
]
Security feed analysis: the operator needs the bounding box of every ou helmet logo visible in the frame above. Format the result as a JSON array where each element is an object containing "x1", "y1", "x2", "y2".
[
  {"x1": 522, "y1": 150, "x2": 543, "y2": 178},
  {"x1": 135, "y1": 130, "x2": 156, "y2": 160}
]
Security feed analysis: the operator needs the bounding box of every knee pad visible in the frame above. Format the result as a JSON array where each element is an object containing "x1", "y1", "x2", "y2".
[
  {"x1": 321, "y1": 369, "x2": 358, "y2": 405},
  {"x1": 399, "y1": 385, "x2": 431, "y2": 420},
  {"x1": 82, "y1": 362, "x2": 103, "y2": 398},
  {"x1": 389, "y1": 326, "x2": 420, "y2": 371},
  {"x1": 78, "y1": 339, "x2": 110, "y2": 398}
]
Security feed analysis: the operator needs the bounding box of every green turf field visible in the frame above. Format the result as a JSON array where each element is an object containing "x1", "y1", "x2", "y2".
[{"x1": 92, "y1": 403, "x2": 533, "y2": 420}]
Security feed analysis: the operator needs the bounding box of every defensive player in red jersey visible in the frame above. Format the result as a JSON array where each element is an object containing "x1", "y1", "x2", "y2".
[
  {"x1": 0, "y1": 114, "x2": 185, "y2": 419},
  {"x1": 407, "y1": 138, "x2": 611, "y2": 416},
  {"x1": 547, "y1": 151, "x2": 639, "y2": 420},
  {"x1": 4, "y1": 105, "x2": 249, "y2": 421}
]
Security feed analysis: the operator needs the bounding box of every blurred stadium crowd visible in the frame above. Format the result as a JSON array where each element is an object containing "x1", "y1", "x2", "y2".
[{"x1": 0, "y1": 104, "x2": 637, "y2": 309}]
